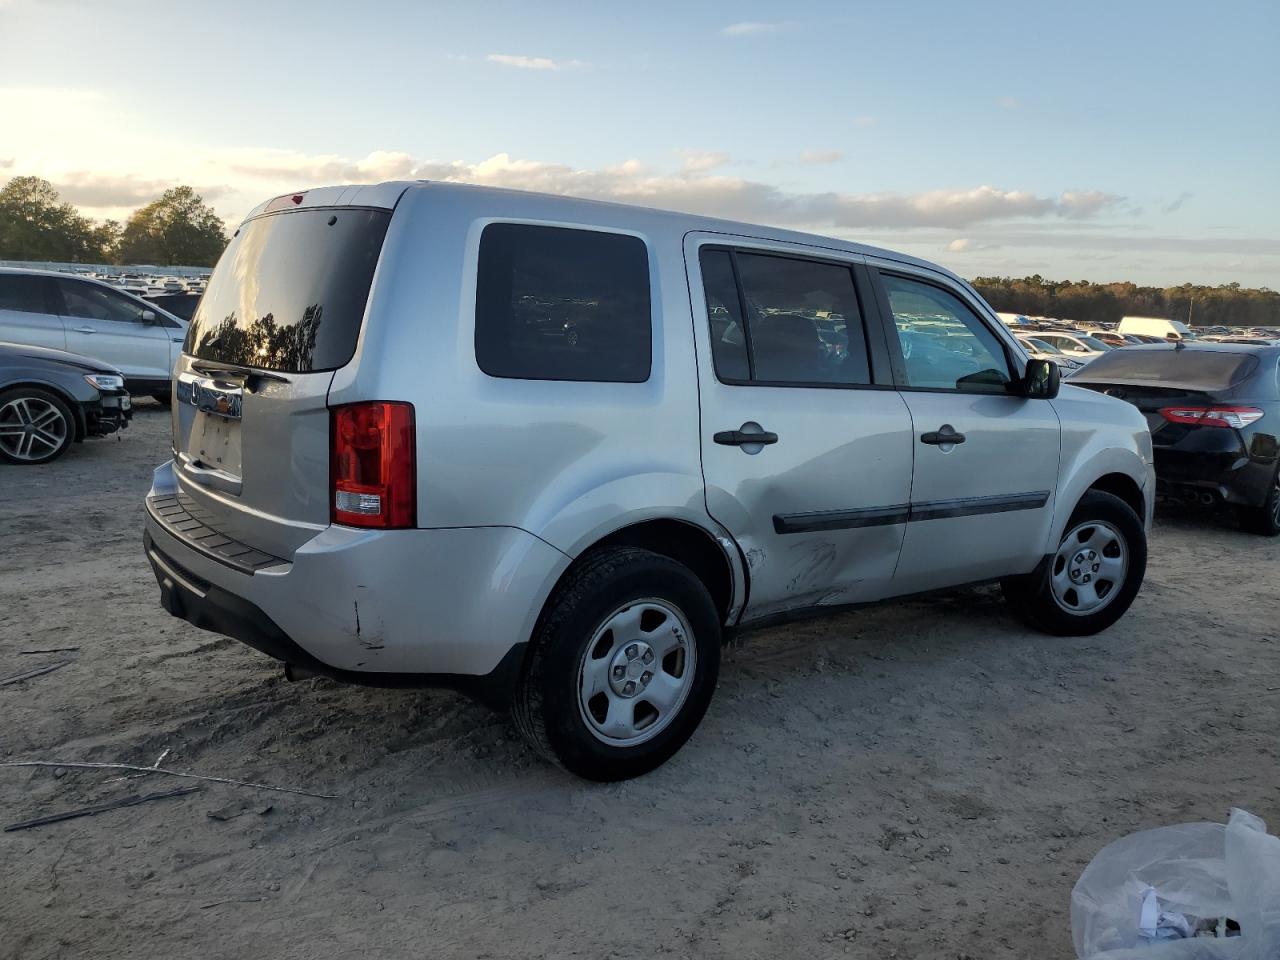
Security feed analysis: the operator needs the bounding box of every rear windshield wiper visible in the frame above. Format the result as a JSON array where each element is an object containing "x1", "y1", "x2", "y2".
[{"x1": 190, "y1": 359, "x2": 292, "y2": 386}]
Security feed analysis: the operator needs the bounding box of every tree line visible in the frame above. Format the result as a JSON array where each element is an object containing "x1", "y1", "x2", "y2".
[
  {"x1": 0, "y1": 176, "x2": 227, "y2": 267},
  {"x1": 973, "y1": 274, "x2": 1280, "y2": 329}
]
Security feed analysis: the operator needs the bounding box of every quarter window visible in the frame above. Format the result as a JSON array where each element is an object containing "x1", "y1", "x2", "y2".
[
  {"x1": 699, "y1": 248, "x2": 872, "y2": 386},
  {"x1": 881, "y1": 274, "x2": 1012, "y2": 394},
  {"x1": 475, "y1": 224, "x2": 651, "y2": 382},
  {"x1": 0, "y1": 275, "x2": 50, "y2": 314}
]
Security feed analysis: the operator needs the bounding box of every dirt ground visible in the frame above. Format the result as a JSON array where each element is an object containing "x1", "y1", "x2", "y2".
[{"x1": 1, "y1": 402, "x2": 1277, "y2": 960}]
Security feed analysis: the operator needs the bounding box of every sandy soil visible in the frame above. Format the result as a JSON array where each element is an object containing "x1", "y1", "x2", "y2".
[{"x1": 1, "y1": 403, "x2": 1277, "y2": 960}]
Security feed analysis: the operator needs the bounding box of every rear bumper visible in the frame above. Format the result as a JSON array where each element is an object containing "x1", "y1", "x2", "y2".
[
  {"x1": 143, "y1": 461, "x2": 571, "y2": 707},
  {"x1": 1153, "y1": 437, "x2": 1277, "y2": 507}
]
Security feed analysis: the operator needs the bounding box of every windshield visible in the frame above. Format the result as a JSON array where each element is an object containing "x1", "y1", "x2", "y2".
[
  {"x1": 185, "y1": 208, "x2": 390, "y2": 373},
  {"x1": 1079, "y1": 336, "x2": 1112, "y2": 351},
  {"x1": 1023, "y1": 337, "x2": 1062, "y2": 355}
]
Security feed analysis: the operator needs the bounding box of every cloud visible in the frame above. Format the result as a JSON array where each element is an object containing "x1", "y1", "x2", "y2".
[
  {"x1": 0, "y1": 157, "x2": 12, "y2": 169},
  {"x1": 945, "y1": 238, "x2": 1000, "y2": 253},
  {"x1": 800, "y1": 150, "x2": 844, "y2": 164},
  {"x1": 485, "y1": 53, "x2": 583, "y2": 71},
  {"x1": 50, "y1": 172, "x2": 178, "y2": 208},
  {"x1": 1163, "y1": 191, "x2": 1193, "y2": 214},
  {"x1": 720, "y1": 21, "x2": 784, "y2": 36},
  {"x1": 853, "y1": 115, "x2": 878, "y2": 127},
  {"x1": 677, "y1": 150, "x2": 730, "y2": 173},
  {"x1": 221, "y1": 150, "x2": 1121, "y2": 231},
  {"x1": 997, "y1": 96, "x2": 1022, "y2": 110}
]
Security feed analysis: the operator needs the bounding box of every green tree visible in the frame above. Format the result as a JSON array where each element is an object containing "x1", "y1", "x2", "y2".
[
  {"x1": 0, "y1": 176, "x2": 116, "y2": 262},
  {"x1": 117, "y1": 186, "x2": 227, "y2": 266}
]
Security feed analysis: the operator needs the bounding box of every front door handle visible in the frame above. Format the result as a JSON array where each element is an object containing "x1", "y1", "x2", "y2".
[
  {"x1": 73, "y1": 326, "x2": 96, "y2": 334},
  {"x1": 714, "y1": 423, "x2": 779, "y2": 446},
  {"x1": 921, "y1": 424, "x2": 966, "y2": 445}
]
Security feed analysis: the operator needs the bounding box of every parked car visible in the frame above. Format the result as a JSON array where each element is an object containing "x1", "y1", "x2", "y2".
[
  {"x1": 143, "y1": 182, "x2": 1154, "y2": 780},
  {"x1": 0, "y1": 268, "x2": 187, "y2": 403},
  {"x1": 1071, "y1": 343, "x2": 1280, "y2": 535},
  {"x1": 1092, "y1": 331, "x2": 1133, "y2": 348},
  {"x1": 0, "y1": 340, "x2": 131, "y2": 464},
  {"x1": 1015, "y1": 335, "x2": 1084, "y2": 371},
  {"x1": 1118, "y1": 316, "x2": 1196, "y2": 341},
  {"x1": 143, "y1": 292, "x2": 202, "y2": 323},
  {"x1": 1034, "y1": 331, "x2": 1115, "y2": 363}
]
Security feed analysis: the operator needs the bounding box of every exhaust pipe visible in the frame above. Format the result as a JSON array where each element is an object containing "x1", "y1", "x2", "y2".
[
  {"x1": 1198, "y1": 491, "x2": 1217, "y2": 506},
  {"x1": 284, "y1": 663, "x2": 318, "y2": 682}
]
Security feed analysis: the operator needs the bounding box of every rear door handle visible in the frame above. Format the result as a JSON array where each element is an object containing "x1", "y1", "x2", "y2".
[
  {"x1": 714, "y1": 424, "x2": 779, "y2": 446},
  {"x1": 73, "y1": 326, "x2": 96, "y2": 334},
  {"x1": 921, "y1": 424, "x2": 966, "y2": 445}
]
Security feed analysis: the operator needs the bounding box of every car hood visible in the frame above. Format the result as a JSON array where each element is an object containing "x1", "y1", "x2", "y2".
[{"x1": 0, "y1": 340, "x2": 123, "y2": 374}]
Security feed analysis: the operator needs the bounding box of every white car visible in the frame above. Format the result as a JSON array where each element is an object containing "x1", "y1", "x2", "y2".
[
  {"x1": 0, "y1": 268, "x2": 188, "y2": 402},
  {"x1": 1016, "y1": 335, "x2": 1084, "y2": 371},
  {"x1": 1034, "y1": 331, "x2": 1114, "y2": 363}
]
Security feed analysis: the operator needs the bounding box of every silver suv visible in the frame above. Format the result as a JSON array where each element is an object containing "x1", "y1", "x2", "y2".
[{"x1": 144, "y1": 182, "x2": 1155, "y2": 780}]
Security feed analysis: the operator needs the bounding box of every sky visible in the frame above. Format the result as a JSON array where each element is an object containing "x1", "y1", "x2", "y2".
[{"x1": 1, "y1": 0, "x2": 1277, "y2": 287}]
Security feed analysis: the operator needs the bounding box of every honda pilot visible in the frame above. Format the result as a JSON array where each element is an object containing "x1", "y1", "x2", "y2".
[{"x1": 144, "y1": 182, "x2": 1155, "y2": 780}]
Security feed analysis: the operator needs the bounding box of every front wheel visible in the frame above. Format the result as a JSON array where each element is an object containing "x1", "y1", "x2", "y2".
[
  {"x1": 513, "y1": 547, "x2": 721, "y2": 781},
  {"x1": 0, "y1": 387, "x2": 75, "y2": 465},
  {"x1": 1002, "y1": 490, "x2": 1147, "y2": 636}
]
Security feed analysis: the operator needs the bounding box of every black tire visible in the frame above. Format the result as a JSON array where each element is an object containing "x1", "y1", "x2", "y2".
[
  {"x1": 513, "y1": 546, "x2": 721, "y2": 781},
  {"x1": 0, "y1": 387, "x2": 76, "y2": 465},
  {"x1": 1239, "y1": 467, "x2": 1280, "y2": 537},
  {"x1": 1002, "y1": 490, "x2": 1147, "y2": 636}
]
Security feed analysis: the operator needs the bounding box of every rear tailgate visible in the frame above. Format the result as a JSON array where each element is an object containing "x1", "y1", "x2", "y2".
[{"x1": 160, "y1": 195, "x2": 398, "y2": 561}]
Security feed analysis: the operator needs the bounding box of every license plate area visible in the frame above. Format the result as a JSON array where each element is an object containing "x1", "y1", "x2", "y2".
[{"x1": 189, "y1": 411, "x2": 243, "y2": 478}]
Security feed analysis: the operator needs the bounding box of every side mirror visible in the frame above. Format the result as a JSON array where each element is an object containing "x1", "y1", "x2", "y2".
[
  {"x1": 139, "y1": 309, "x2": 157, "y2": 324},
  {"x1": 1023, "y1": 358, "x2": 1060, "y2": 399}
]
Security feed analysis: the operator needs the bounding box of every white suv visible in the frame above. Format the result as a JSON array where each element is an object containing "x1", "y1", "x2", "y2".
[
  {"x1": 143, "y1": 182, "x2": 1155, "y2": 780},
  {"x1": 0, "y1": 268, "x2": 187, "y2": 401}
]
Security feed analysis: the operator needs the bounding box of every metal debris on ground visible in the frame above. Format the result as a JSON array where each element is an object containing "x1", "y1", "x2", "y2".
[
  {"x1": 0, "y1": 661, "x2": 72, "y2": 687},
  {"x1": 4, "y1": 786, "x2": 202, "y2": 832},
  {"x1": 0, "y1": 759, "x2": 338, "y2": 799}
]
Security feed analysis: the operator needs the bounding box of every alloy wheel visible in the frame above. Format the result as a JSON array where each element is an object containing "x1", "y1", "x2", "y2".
[{"x1": 0, "y1": 396, "x2": 70, "y2": 463}]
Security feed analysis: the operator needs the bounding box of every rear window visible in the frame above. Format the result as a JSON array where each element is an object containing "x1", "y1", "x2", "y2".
[
  {"x1": 475, "y1": 223, "x2": 651, "y2": 382},
  {"x1": 0, "y1": 274, "x2": 49, "y2": 314},
  {"x1": 186, "y1": 208, "x2": 390, "y2": 373},
  {"x1": 1075, "y1": 347, "x2": 1260, "y2": 391}
]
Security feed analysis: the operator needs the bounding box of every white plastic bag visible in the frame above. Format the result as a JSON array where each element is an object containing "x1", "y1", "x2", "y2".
[{"x1": 1071, "y1": 808, "x2": 1280, "y2": 959}]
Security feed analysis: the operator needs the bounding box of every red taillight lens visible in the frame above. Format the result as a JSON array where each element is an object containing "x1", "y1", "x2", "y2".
[
  {"x1": 1159, "y1": 406, "x2": 1265, "y2": 429},
  {"x1": 330, "y1": 402, "x2": 416, "y2": 529}
]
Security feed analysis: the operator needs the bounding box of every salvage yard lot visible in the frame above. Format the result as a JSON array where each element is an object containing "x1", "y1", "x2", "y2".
[{"x1": 2, "y1": 403, "x2": 1278, "y2": 960}]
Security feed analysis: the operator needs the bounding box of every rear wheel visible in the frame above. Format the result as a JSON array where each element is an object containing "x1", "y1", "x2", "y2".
[
  {"x1": 1002, "y1": 490, "x2": 1147, "y2": 635},
  {"x1": 1239, "y1": 467, "x2": 1280, "y2": 537},
  {"x1": 0, "y1": 387, "x2": 75, "y2": 465},
  {"x1": 513, "y1": 547, "x2": 721, "y2": 781}
]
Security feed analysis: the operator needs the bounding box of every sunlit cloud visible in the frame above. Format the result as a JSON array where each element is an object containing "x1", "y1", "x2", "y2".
[
  {"x1": 720, "y1": 21, "x2": 785, "y2": 36},
  {"x1": 677, "y1": 150, "x2": 730, "y2": 173},
  {"x1": 800, "y1": 150, "x2": 844, "y2": 164},
  {"x1": 485, "y1": 53, "x2": 584, "y2": 70}
]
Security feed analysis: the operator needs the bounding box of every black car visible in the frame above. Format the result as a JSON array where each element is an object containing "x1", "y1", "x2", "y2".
[
  {"x1": 143, "y1": 292, "x2": 202, "y2": 322},
  {"x1": 1071, "y1": 343, "x2": 1280, "y2": 535},
  {"x1": 0, "y1": 341, "x2": 132, "y2": 465}
]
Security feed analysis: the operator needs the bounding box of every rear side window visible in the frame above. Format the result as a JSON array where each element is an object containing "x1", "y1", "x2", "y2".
[
  {"x1": 475, "y1": 224, "x2": 651, "y2": 382},
  {"x1": 698, "y1": 248, "x2": 872, "y2": 386},
  {"x1": 187, "y1": 208, "x2": 390, "y2": 373},
  {"x1": 1075, "y1": 348, "x2": 1260, "y2": 392},
  {"x1": 57, "y1": 280, "x2": 143, "y2": 323},
  {"x1": 0, "y1": 275, "x2": 49, "y2": 314}
]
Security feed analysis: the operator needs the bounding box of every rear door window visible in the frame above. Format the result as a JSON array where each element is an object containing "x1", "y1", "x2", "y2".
[
  {"x1": 186, "y1": 208, "x2": 390, "y2": 373},
  {"x1": 0, "y1": 274, "x2": 52, "y2": 314},
  {"x1": 475, "y1": 223, "x2": 651, "y2": 382},
  {"x1": 698, "y1": 247, "x2": 872, "y2": 386}
]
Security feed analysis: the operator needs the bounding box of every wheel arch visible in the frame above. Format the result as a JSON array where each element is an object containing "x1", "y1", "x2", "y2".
[
  {"x1": 536, "y1": 516, "x2": 747, "y2": 635},
  {"x1": 1086, "y1": 472, "x2": 1146, "y2": 521}
]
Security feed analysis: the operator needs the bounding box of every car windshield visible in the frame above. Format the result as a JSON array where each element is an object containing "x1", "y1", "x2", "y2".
[
  {"x1": 1023, "y1": 337, "x2": 1062, "y2": 355},
  {"x1": 1077, "y1": 335, "x2": 1112, "y2": 351}
]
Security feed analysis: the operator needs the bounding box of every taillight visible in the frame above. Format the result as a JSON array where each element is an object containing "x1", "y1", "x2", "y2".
[
  {"x1": 330, "y1": 402, "x2": 416, "y2": 529},
  {"x1": 1159, "y1": 406, "x2": 1264, "y2": 429}
]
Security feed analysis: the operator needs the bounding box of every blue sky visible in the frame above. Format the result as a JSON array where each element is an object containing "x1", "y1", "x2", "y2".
[{"x1": 1, "y1": 0, "x2": 1276, "y2": 285}]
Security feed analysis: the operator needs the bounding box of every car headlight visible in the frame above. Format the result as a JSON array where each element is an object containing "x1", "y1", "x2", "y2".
[{"x1": 84, "y1": 374, "x2": 125, "y2": 391}]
